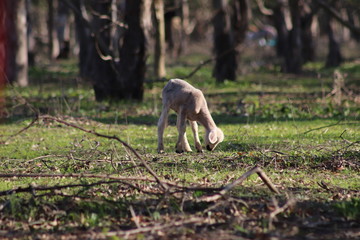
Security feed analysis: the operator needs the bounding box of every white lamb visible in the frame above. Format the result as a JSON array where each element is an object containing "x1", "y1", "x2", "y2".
[{"x1": 157, "y1": 79, "x2": 224, "y2": 153}]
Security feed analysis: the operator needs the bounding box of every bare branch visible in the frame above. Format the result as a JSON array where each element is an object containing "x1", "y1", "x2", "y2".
[
  {"x1": 314, "y1": 0, "x2": 360, "y2": 35},
  {"x1": 269, "y1": 194, "x2": 296, "y2": 230},
  {"x1": 256, "y1": 0, "x2": 273, "y2": 16},
  {"x1": 37, "y1": 115, "x2": 168, "y2": 191},
  {"x1": 198, "y1": 166, "x2": 279, "y2": 202},
  {"x1": 0, "y1": 180, "x2": 162, "y2": 197},
  {"x1": 104, "y1": 217, "x2": 208, "y2": 238}
]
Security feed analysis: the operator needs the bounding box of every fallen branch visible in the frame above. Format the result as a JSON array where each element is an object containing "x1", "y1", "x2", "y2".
[
  {"x1": 302, "y1": 119, "x2": 343, "y2": 134},
  {"x1": 104, "y1": 217, "x2": 208, "y2": 238},
  {"x1": 269, "y1": 194, "x2": 296, "y2": 230},
  {"x1": 0, "y1": 180, "x2": 162, "y2": 197},
  {"x1": 198, "y1": 166, "x2": 279, "y2": 202},
  {"x1": 6, "y1": 114, "x2": 168, "y2": 191}
]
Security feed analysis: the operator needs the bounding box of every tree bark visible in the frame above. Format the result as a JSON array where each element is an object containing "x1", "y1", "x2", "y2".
[
  {"x1": 325, "y1": 13, "x2": 342, "y2": 67},
  {"x1": 154, "y1": 0, "x2": 166, "y2": 79},
  {"x1": 73, "y1": 0, "x2": 91, "y2": 79},
  {"x1": 89, "y1": 0, "x2": 118, "y2": 101},
  {"x1": 118, "y1": 0, "x2": 146, "y2": 100},
  {"x1": 6, "y1": 0, "x2": 28, "y2": 87},
  {"x1": 300, "y1": 2, "x2": 316, "y2": 62},
  {"x1": 272, "y1": 0, "x2": 289, "y2": 60},
  {"x1": 47, "y1": 0, "x2": 59, "y2": 59},
  {"x1": 0, "y1": 0, "x2": 7, "y2": 119},
  {"x1": 284, "y1": 0, "x2": 302, "y2": 73},
  {"x1": 212, "y1": 0, "x2": 249, "y2": 83},
  {"x1": 56, "y1": 0, "x2": 70, "y2": 59},
  {"x1": 212, "y1": 0, "x2": 237, "y2": 83}
]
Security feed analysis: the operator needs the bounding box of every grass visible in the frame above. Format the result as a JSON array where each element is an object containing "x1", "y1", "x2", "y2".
[{"x1": 0, "y1": 57, "x2": 359, "y2": 239}]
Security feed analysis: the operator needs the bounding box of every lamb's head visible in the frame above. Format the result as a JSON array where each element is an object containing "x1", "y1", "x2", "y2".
[{"x1": 205, "y1": 128, "x2": 224, "y2": 151}]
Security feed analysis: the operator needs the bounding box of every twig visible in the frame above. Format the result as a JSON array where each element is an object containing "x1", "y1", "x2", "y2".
[
  {"x1": 0, "y1": 180, "x2": 161, "y2": 197},
  {"x1": 339, "y1": 129, "x2": 355, "y2": 144},
  {"x1": 198, "y1": 166, "x2": 279, "y2": 202},
  {"x1": 268, "y1": 194, "x2": 296, "y2": 230},
  {"x1": 38, "y1": 115, "x2": 168, "y2": 191},
  {"x1": 302, "y1": 119, "x2": 343, "y2": 134},
  {"x1": 104, "y1": 217, "x2": 208, "y2": 238},
  {"x1": 129, "y1": 205, "x2": 141, "y2": 228}
]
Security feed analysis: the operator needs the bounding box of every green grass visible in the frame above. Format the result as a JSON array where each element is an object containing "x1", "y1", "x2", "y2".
[{"x1": 0, "y1": 59, "x2": 359, "y2": 239}]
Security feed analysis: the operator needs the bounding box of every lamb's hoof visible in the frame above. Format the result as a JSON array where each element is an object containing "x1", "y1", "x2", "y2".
[
  {"x1": 158, "y1": 149, "x2": 165, "y2": 154},
  {"x1": 175, "y1": 149, "x2": 184, "y2": 153},
  {"x1": 197, "y1": 149, "x2": 204, "y2": 153}
]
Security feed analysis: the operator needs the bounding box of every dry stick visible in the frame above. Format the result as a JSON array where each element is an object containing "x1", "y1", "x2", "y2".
[
  {"x1": 3, "y1": 114, "x2": 168, "y2": 190},
  {"x1": 0, "y1": 172, "x2": 224, "y2": 194},
  {"x1": 269, "y1": 195, "x2": 296, "y2": 230},
  {"x1": 199, "y1": 166, "x2": 279, "y2": 202},
  {"x1": 39, "y1": 115, "x2": 169, "y2": 191},
  {"x1": 302, "y1": 118, "x2": 343, "y2": 135},
  {"x1": 1, "y1": 115, "x2": 39, "y2": 144},
  {"x1": 104, "y1": 217, "x2": 207, "y2": 238},
  {"x1": 0, "y1": 180, "x2": 160, "y2": 197}
]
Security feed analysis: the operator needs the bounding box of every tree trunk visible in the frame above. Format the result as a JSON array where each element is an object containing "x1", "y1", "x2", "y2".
[
  {"x1": 6, "y1": 0, "x2": 28, "y2": 87},
  {"x1": 346, "y1": 8, "x2": 360, "y2": 41},
  {"x1": 284, "y1": 0, "x2": 302, "y2": 73},
  {"x1": 212, "y1": 0, "x2": 237, "y2": 83},
  {"x1": 56, "y1": 1, "x2": 70, "y2": 59},
  {"x1": 67, "y1": 0, "x2": 147, "y2": 101},
  {"x1": 212, "y1": 0, "x2": 249, "y2": 83},
  {"x1": 154, "y1": 0, "x2": 166, "y2": 79},
  {"x1": 118, "y1": 0, "x2": 146, "y2": 100},
  {"x1": 272, "y1": 0, "x2": 289, "y2": 60},
  {"x1": 300, "y1": 3, "x2": 316, "y2": 62},
  {"x1": 178, "y1": 0, "x2": 190, "y2": 56},
  {"x1": 47, "y1": 0, "x2": 59, "y2": 59},
  {"x1": 73, "y1": 0, "x2": 91, "y2": 79},
  {"x1": 0, "y1": 0, "x2": 7, "y2": 119},
  {"x1": 325, "y1": 13, "x2": 342, "y2": 67},
  {"x1": 89, "y1": 0, "x2": 118, "y2": 101}
]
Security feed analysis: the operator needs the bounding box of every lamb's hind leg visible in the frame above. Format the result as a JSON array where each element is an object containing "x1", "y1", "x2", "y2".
[
  {"x1": 190, "y1": 121, "x2": 203, "y2": 153},
  {"x1": 157, "y1": 105, "x2": 169, "y2": 153},
  {"x1": 176, "y1": 110, "x2": 192, "y2": 153}
]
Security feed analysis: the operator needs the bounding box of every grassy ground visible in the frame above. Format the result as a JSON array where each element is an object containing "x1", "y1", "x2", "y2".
[{"x1": 0, "y1": 55, "x2": 359, "y2": 239}]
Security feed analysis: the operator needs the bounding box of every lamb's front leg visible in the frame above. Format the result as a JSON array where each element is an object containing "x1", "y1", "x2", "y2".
[
  {"x1": 157, "y1": 105, "x2": 169, "y2": 153},
  {"x1": 190, "y1": 120, "x2": 203, "y2": 153},
  {"x1": 176, "y1": 111, "x2": 192, "y2": 153}
]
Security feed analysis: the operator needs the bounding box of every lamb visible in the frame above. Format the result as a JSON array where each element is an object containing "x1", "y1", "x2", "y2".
[{"x1": 157, "y1": 79, "x2": 224, "y2": 153}]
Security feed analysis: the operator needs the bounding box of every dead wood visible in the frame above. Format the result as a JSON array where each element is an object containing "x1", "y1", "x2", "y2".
[
  {"x1": 198, "y1": 166, "x2": 280, "y2": 202},
  {"x1": 268, "y1": 194, "x2": 296, "y2": 230},
  {"x1": 0, "y1": 180, "x2": 162, "y2": 197},
  {"x1": 104, "y1": 217, "x2": 208, "y2": 238}
]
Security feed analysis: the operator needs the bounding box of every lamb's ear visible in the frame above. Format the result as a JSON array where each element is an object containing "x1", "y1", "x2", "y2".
[{"x1": 209, "y1": 130, "x2": 217, "y2": 144}]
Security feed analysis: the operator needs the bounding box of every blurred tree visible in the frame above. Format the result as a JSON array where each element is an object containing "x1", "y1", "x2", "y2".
[
  {"x1": 324, "y1": 4, "x2": 342, "y2": 67},
  {"x1": 284, "y1": 0, "x2": 302, "y2": 73},
  {"x1": 66, "y1": 0, "x2": 146, "y2": 101},
  {"x1": 154, "y1": 0, "x2": 166, "y2": 79},
  {"x1": 6, "y1": 0, "x2": 29, "y2": 87},
  {"x1": 212, "y1": 0, "x2": 250, "y2": 83},
  {"x1": 56, "y1": 1, "x2": 71, "y2": 59},
  {"x1": 0, "y1": 0, "x2": 6, "y2": 119},
  {"x1": 72, "y1": 0, "x2": 91, "y2": 79},
  {"x1": 47, "y1": 0, "x2": 59, "y2": 59}
]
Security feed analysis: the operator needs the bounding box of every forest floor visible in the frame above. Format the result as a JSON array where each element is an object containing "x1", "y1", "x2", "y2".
[{"x1": 0, "y1": 49, "x2": 360, "y2": 239}]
